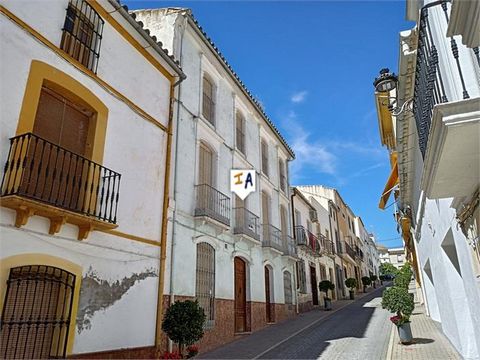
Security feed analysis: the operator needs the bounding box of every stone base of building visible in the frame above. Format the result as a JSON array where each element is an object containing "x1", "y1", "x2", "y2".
[{"x1": 69, "y1": 346, "x2": 157, "y2": 359}]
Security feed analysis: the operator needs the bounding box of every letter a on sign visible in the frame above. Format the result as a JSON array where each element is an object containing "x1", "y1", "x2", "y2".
[{"x1": 231, "y1": 169, "x2": 256, "y2": 200}]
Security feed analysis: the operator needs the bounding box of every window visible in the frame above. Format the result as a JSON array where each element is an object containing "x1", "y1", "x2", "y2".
[
  {"x1": 296, "y1": 261, "x2": 307, "y2": 293},
  {"x1": 198, "y1": 141, "x2": 214, "y2": 186},
  {"x1": 261, "y1": 139, "x2": 269, "y2": 176},
  {"x1": 202, "y1": 75, "x2": 215, "y2": 125},
  {"x1": 279, "y1": 159, "x2": 286, "y2": 192},
  {"x1": 0, "y1": 265, "x2": 76, "y2": 359},
  {"x1": 196, "y1": 243, "x2": 215, "y2": 326},
  {"x1": 61, "y1": 0, "x2": 104, "y2": 73},
  {"x1": 283, "y1": 271, "x2": 293, "y2": 304},
  {"x1": 236, "y1": 111, "x2": 245, "y2": 154}
]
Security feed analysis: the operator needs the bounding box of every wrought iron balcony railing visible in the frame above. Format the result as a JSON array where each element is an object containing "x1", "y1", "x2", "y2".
[
  {"x1": 1, "y1": 133, "x2": 121, "y2": 224},
  {"x1": 283, "y1": 234, "x2": 297, "y2": 257},
  {"x1": 294, "y1": 226, "x2": 320, "y2": 256},
  {"x1": 342, "y1": 241, "x2": 356, "y2": 260},
  {"x1": 262, "y1": 224, "x2": 284, "y2": 252},
  {"x1": 414, "y1": 1, "x2": 480, "y2": 158},
  {"x1": 233, "y1": 207, "x2": 260, "y2": 240},
  {"x1": 195, "y1": 184, "x2": 230, "y2": 226}
]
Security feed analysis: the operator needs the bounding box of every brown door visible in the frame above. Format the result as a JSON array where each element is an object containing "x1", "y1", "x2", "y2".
[
  {"x1": 234, "y1": 257, "x2": 246, "y2": 333},
  {"x1": 21, "y1": 87, "x2": 91, "y2": 209},
  {"x1": 265, "y1": 266, "x2": 274, "y2": 323},
  {"x1": 310, "y1": 266, "x2": 319, "y2": 305}
]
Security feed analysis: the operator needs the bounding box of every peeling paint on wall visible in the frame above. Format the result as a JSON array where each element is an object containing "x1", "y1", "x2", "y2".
[{"x1": 77, "y1": 267, "x2": 158, "y2": 332}]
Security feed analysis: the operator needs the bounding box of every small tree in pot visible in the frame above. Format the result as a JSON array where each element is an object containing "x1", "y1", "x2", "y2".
[
  {"x1": 382, "y1": 286, "x2": 415, "y2": 344},
  {"x1": 361, "y1": 276, "x2": 371, "y2": 293},
  {"x1": 370, "y1": 275, "x2": 378, "y2": 288},
  {"x1": 394, "y1": 263, "x2": 413, "y2": 289},
  {"x1": 379, "y1": 274, "x2": 386, "y2": 285},
  {"x1": 162, "y1": 300, "x2": 206, "y2": 357},
  {"x1": 345, "y1": 278, "x2": 357, "y2": 300},
  {"x1": 319, "y1": 280, "x2": 335, "y2": 310}
]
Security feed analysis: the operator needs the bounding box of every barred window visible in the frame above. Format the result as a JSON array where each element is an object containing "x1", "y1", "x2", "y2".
[
  {"x1": 283, "y1": 271, "x2": 293, "y2": 304},
  {"x1": 0, "y1": 265, "x2": 76, "y2": 359},
  {"x1": 236, "y1": 112, "x2": 245, "y2": 155},
  {"x1": 60, "y1": 0, "x2": 104, "y2": 73},
  {"x1": 202, "y1": 75, "x2": 215, "y2": 125},
  {"x1": 196, "y1": 243, "x2": 215, "y2": 326},
  {"x1": 296, "y1": 261, "x2": 307, "y2": 293},
  {"x1": 261, "y1": 139, "x2": 269, "y2": 176}
]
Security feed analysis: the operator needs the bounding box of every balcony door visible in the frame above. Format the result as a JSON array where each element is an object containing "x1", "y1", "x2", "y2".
[
  {"x1": 280, "y1": 205, "x2": 288, "y2": 247},
  {"x1": 20, "y1": 87, "x2": 92, "y2": 209},
  {"x1": 261, "y1": 191, "x2": 270, "y2": 242}
]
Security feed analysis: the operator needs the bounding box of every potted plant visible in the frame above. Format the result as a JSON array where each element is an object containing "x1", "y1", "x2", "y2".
[
  {"x1": 382, "y1": 286, "x2": 415, "y2": 344},
  {"x1": 318, "y1": 280, "x2": 335, "y2": 310},
  {"x1": 162, "y1": 300, "x2": 206, "y2": 357},
  {"x1": 370, "y1": 275, "x2": 378, "y2": 288},
  {"x1": 394, "y1": 263, "x2": 413, "y2": 289},
  {"x1": 345, "y1": 278, "x2": 357, "y2": 300},
  {"x1": 379, "y1": 274, "x2": 386, "y2": 285},
  {"x1": 361, "y1": 276, "x2": 371, "y2": 293}
]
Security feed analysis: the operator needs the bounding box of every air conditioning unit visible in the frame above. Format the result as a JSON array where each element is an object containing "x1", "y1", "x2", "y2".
[{"x1": 309, "y1": 209, "x2": 318, "y2": 222}]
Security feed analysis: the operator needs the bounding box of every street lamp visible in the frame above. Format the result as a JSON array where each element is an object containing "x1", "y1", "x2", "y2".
[
  {"x1": 373, "y1": 68, "x2": 398, "y2": 93},
  {"x1": 373, "y1": 68, "x2": 413, "y2": 116}
]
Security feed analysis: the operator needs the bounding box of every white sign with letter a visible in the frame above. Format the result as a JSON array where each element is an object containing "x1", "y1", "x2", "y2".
[{"x1": 230, "y1": 169, "x2": 256, "y2": 200}]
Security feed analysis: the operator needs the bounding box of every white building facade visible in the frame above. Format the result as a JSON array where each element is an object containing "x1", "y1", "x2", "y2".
[
  {"x1": 0, "y1": 0, "x2": 183, "y2": 357},
  {"x1": 375, "y1": 0, "x2": 480, "y2": 357},
  {"x1": 134, "y1": 8, "x2": 297, "y2": 353}
]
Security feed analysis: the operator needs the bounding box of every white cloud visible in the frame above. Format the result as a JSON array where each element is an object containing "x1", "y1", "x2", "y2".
[{"x1": 290, "y1": 90, "x2": 308, "y2": 104}]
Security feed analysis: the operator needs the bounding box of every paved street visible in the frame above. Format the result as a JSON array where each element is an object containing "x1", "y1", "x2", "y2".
[{"x1": 200, "y1": 287, "x2": 391, "y2": 359}]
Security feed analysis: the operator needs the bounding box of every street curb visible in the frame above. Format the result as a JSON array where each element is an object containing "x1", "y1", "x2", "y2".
[
  {"x1": 252, "y1": 286, "x2": 386, "y2": 359},
  {"x1": 386, "y1": 322, "x2": 395, "y2": 360}
]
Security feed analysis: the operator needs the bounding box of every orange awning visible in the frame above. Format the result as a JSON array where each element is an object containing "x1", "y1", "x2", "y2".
[{"x1": 379, "y1": 161, "x2": 399, "y2": 209}]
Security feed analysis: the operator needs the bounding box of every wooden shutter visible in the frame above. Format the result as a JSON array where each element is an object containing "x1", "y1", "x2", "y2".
[
  {"x1": 261, "y1": 192, "x2": 270, "y2": 225},
  {"x1": 279, "y1": 160, "x2": 285, "y2": 192},
  {"x1": 236, "y1": 113, "x2": 245, "y2": 154},
  {"x1": 261, "y1": 140, "x2": 269, "y2": 176},
  {"x1": 199, "y1": 142, "x2": 213, "y2": 186},
  {"x1": 202, "y1": 77, "x2": 215, "y2": 125}
]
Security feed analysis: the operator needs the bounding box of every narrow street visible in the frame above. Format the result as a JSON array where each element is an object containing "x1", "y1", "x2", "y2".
[{"x1": 200, "y1": 287, "x2": 391, "y2": 359}]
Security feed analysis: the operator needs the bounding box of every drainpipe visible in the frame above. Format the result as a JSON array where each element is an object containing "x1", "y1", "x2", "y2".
[
  {"x1": 155, "y1": 14, "x2": 187, "y2": 352},
  {"x1": 290, "y1": 187, "x2": 299, "y2": 314}
]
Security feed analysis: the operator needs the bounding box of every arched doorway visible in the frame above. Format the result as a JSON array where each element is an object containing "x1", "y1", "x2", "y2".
[
  {"x1": 0, "y1": 265, "x2": 76, "y2": 359},
  {"x1": 265, "y1": 265, "x2": 275, "y2": 323},
  {"x1": 234, "y1": 257, "x2": 247, "y2": 333}
]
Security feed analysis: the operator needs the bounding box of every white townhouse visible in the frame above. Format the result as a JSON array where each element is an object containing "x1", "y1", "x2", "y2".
[
  {"x1": 291, "y1": 188, "x2": 337, "y2": 311},
  {"x1": 0, "y1": 0, "x2": 184, "y2": 358},
  {"x1": 374, "y1": 0, "x2": 480, "y2": 357},
  {"x1": 133, "y1": 7, "x2": 297, "y2": 353}
]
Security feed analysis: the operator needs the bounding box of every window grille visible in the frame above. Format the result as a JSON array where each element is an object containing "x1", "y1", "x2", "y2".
[
  {"x1": 283, "y1": 271, "x2": 292, "y2": 304},
  {"x1": 296, "y1": 261, "x2": 307, "y2": 293},
  {"x1": 236, "y1": 112, "x2": 245, "y2": 154},
  {"x1": 196, "y1": 243, "x2": 215, "y2": 327},
  {"x1": 202, "y1": 76, "x2": 215, "y2": 125},
  {"x1": 0, "y1": 265, "x2": 75, "y2": 359},
  {"x1": 261, "y1": 140, "x2": 269, "y2": 176},
  {"x1": 60, "y1": 0, "x2": 104, "y2": 73}
]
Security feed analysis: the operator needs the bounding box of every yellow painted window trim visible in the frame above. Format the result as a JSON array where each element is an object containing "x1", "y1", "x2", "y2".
[
  {"x1": 0, "y1": 254, "x2": 82, "y2": 356},
  {"x1": 0, "y1": 6, "x2": 168, "y2": 133}
]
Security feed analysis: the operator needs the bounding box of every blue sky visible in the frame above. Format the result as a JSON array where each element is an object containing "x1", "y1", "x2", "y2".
[{"x1": 126, "y1": 0, "x2": 414, "y2": 248}]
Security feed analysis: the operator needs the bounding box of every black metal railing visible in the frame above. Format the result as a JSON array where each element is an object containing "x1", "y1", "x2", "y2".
[
  {"x1": 262, "y1": 224, "x2": 284, "y2": 252},
  {"x1": 233, "y1": 207, "x2": 260, "y2": 240},
  {"x1": 1, "y1": 133, "x2": 121, "y2": 223},
  {"x1": 283, "y1": 234, "x2": 297, "y2": 257},
  {"x1": 414, "y1": 1, "x2": 477, "y2": 158},
  {"x1": 195, "y1": 184, "x2": 230, "y2": 226},
  {"x1": 294, "y1": 226, "x2": 320, "y2": 256},
  {"x1": 342, "y1": 241, "x2": 356, "y2": 260}
]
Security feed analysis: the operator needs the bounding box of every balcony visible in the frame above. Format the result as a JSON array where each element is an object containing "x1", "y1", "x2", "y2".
[
  {"x1": 233, "y1": 207, "x2": 260, "y2": 241},
  {"x1": 282, "y1": 234, "x2": 297, "y2": 258},
  {"x1": 0, "y1": 133, "x2": 120, "y2": 239},
  {"x1": 262, "y1": 224, "x2": 284, "y2": 253},
  {"x1": 195, "y1": 184, "x2": 230, "y2": 227},
  {"x1": 414, "y1": 2, "x2": 480, "y2": 199},
  {"x1": 294, "y1": 226, "x2": 320, "y2": 256},
  {"x1": 319, "y1": 235, "x2": 335, "y2": 257},
  {"x1": 340, "y1": 241, "x2": 356, "y2": 262}
]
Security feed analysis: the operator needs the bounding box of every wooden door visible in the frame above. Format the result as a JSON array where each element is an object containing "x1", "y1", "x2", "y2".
[
  {"x1": 234, "y1": 257, "x2": 246, "y2": 333},
  {"x1": 21, "y1": 87, "x2": 90, "y2": 209},
  {"x1": 265, "y1": 266, "x2": 274, "y2": 323},
  {"x1": 310, "y1": 266, "x2": 319, "y2": 305}
]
